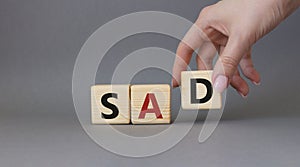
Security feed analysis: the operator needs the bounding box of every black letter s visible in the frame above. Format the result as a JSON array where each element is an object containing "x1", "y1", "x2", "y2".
[{"x1": 101, "y1": 93, "x2": 119, "y2": 119}]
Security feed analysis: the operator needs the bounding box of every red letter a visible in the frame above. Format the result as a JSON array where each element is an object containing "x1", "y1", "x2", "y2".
[{"x1": 138, "y1": 93, "x2": 163, "y2": 119}]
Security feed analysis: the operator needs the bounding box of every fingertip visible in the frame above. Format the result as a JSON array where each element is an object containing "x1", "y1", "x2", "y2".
[
  {"x1": 212, "y1": 55, "x2": 238, "y2": 84},
  {"x1": 240, "y1": 57, "x2": 261, "y2": 85},
  {"x1": 252, "y1": 69, "x2": 261, "y2": 85},
  {"x1": 230, "y1": 74, "x2": 249, "y2": 97},
  {"x1": 252, "y1": 81, "x2": 261, "y2": 86},
  {"x1": 249, "y1": 68, "x2": 260, "y2": 83},
  {"x1": 171, "y1": 79, "x2": 177, "y2": 88},
  {"x1": 238, "y1": 91, "x2": 248, "y2": 99},
  {"x1": 172, "y1": 79, "x2": 179, "y2": 88},
  {"x1": 213, "y1": 75, "x2": 228, "y2": 93}
]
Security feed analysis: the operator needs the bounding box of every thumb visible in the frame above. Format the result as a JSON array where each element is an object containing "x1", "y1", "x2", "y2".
[{"x1": 212, "y1": 36, "x2": 249, "y2": 93}]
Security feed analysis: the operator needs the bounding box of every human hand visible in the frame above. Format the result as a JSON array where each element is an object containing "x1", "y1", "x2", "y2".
[{"x1": 172, "y1": 0, "x2": 300, "y2": 97}]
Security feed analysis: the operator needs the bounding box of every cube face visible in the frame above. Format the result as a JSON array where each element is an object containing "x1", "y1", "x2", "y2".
[
  {"x1": 181, "y1": 71, "x2": 222, "y2": 109},
  {"x1": 91, "y1": 85, "x2": 130, "y2": 124},
  {"x1": 131, "y1": 84, "x2": 171, "y2": 124}
]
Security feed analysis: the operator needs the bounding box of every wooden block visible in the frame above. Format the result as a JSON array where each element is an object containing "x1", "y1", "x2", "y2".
[
  {"x1": 131, "y1": 84, "x2": 171, "y2": 124},
  {"x1": 181, "y1": 71, "x2": 222, "y2": 109},
  {"x1": 91, "y1": 85, "x2": 130, "y2": 124}
]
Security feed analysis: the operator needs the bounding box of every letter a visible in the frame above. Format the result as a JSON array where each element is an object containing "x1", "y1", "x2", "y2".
[{"x1": 138, "y1": 93, "x2": 163, "y2": 119}]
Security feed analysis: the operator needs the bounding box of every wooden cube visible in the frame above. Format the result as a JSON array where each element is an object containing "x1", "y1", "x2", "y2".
[
  {"x1": 131, "y1": 84, "x2": 171, "y2": 124},
  {"x1": 181, "y1": 71, "x2": 222, "y2": 109},
  {"x1": 91, "y1": 85, "x2": 130, "y2": 124}
]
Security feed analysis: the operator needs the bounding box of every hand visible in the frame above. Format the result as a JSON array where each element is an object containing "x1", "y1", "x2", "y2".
[{"x1": 172, "y1": 0, "x2": 300, "y2": 97}]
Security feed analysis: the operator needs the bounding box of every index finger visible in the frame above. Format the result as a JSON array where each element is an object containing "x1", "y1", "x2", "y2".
[{"x1": 172, "y1": 24, "x2": 205, "y2": 87}]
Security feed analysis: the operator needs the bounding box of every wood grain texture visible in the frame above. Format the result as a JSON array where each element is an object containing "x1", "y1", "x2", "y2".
[
  {"x1": 91, "y1": 85, "x2": 130, "y2": 124},
  {"x1": 131, "y1": 84, "x2": 171, "y2": 124},
  {"x1": 181, "y1": 71, "x2": 222, "y2": 109}
]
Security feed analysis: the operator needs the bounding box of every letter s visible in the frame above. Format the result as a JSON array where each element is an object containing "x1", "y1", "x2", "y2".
[{"x1": 101, "y1": 93, "x2": 119, "y2": 119}]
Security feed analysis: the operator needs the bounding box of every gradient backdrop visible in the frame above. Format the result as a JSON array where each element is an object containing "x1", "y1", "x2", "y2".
[{"x1": 0, "y1": 0, "x2": 300, "y2": 166}]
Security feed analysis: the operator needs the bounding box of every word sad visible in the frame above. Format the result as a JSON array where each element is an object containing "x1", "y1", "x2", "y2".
[{"x1": 91, "y1": 71, "x2": 221, "y2": 124}]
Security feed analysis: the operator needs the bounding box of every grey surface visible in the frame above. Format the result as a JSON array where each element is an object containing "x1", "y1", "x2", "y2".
[{"x1": 0, "y1": 0, "x2": 300, "y2": 166}]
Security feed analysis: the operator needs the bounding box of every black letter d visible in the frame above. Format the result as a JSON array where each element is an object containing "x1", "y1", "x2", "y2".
[{"x1": 190, "y1": 78, "x2": 213, "y2": 104}]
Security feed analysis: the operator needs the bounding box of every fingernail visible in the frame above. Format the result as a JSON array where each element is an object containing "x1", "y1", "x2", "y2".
[
  {"x1": 252, "y1": 81, "x2": 261, "y2": 86},
  {"x1": 213, "y1": 75, "x2": 228, "y2": 93},
  {"x1": 239, "y1": 92, "x2": 248, "y2": 99}
]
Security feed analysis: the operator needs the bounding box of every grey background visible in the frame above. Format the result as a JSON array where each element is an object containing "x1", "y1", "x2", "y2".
[{"x1": 0, "y1": 0, "x2": 300, "y2": 166}]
